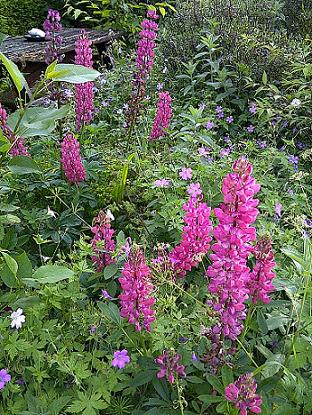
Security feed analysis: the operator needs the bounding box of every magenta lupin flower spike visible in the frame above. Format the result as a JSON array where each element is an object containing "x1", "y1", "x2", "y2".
[
  {"x1": 119, "y1": 246, "x2": 156, "y2": 332},
  {"x1": 207, "y1": 158, "x2": 260, "y2": 340},
  {"x1": 91, "y1": 210, "x2": 116, "y2": 272},
  {"x1": 60, "y1": 133, "x2": 86, "y2": 184},
  {"x1": 150, "y1": 91, "x2": 172, "y2": 140}
]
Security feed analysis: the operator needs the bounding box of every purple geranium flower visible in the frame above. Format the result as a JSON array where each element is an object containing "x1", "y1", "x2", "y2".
[
  {"x1": 0, "y1": 369, "x2": 11, "y2": 390},
  {"x1": 179, "y1": 168, "x2": 193, "y2": 180},
  {"x1": 205, "y1": 120, "x2": 214, "y2": 130},
  {"x1": 249, "y1": 103, "x2": 257, "y2": 114},
  {"x1": 112, "y1": 350, "x2": 130, "y2": 369},
  {"x1": 226, "y1": 116, "x2": 234, "y2": 124},
  {"x1": 246, "y1": 125, "x2": 255, "y2": 133},
  {"x1": 198, "y1": 146, "x2": 210, "y2": 157}
]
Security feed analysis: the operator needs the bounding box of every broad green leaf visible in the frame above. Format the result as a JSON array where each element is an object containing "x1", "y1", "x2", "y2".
[
  {"x1": 262, "y1": 70, "x2": 268, "y2": 85},
  {"x1": 205, "y1": 374, "x2": 224, "y2": 393},
  {"x1": 2, "y1": 252, "x2": 18, "y2": 276},
  {"x1": 131, "y1": 370, "x2": 156, "y2": 387},
  {"x1": 0, "y1": 263, "x2": 18, "y2": 288},
  {"x1": 12, "y1": 296, "x2": 40, "y2": 309},
  {"x1": 16, "y1": 252, "x2": 32, "y2": 279},
  {"x1": 8, "y1": 105, "x2": 70, "y2": 137},
  {"x1": 0, "y1": 52, "x2": 28, "y2": 93},
  {"x1": 98, "y1": 301, "x2": 121, "y2": 324},
  {"x1": 103, "y1": 263, "x2": 118, "y2": 280},
  {"x1": 48, "y1": 64, "x2": 100, "y2": 84},
  {"x1": 8, "y1": 156, "x2": 41, "y2": 175},
  {"x1": 29, "y1": 265, "x2": 74, "y2": 284},
  {"x1": 221, "y1": 365, "x2": 234, "y2": 386},
  {"x1": 198, "y1": 395, "x2": 223, "y2": 405}
]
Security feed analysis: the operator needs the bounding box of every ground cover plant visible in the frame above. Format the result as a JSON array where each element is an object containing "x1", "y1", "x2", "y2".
[{"x1": 0, "y1": 4, "x2": 312, "y2": 415}]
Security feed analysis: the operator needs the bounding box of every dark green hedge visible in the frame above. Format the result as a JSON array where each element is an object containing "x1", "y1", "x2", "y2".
[{"x1": 0, "y1": 0, "x2": 63, "y2": 36}]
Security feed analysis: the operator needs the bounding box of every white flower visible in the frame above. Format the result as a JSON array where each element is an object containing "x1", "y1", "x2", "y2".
[
  {"x1": 10, "y1": 309, "x2": 25, "y2": 329},
  {"x1": 291, "y1": 98, "x2": 301, "y2": 107},
  {"x1": 47, "y1": 206, "x2": 57, "y2": 218},
  {"x1": 106, "y1": 209, "x2": 115, "y2": 221}
]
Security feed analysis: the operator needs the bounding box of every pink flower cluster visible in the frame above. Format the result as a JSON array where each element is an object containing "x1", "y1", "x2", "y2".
[
  {"x1": 75, "y1": 30, "x2": 94, "y2": 131},
  {"x1": 169, "y1": 188, "x2": 212, "y2": 278},
  {"x1": 155, "y1": 350, "x2": 186, "y2": 384},
  {"x1": 43, "y1": 9, "x2": 63, "y2": 64},
  {"x1": 135, "y1": 10, "x2": 159, "y2": 83},
  {"x1": 248, "y1": 236, "x2": 276, "y2": 304},
  {"x1": 0, "y1": 102, "x2": 28, "y2": 156},
  {"x1": 119, "y1": 247, "x2": 155, "y2": 332},
  {"x1": 91, "y1": 210, "x2": 116, "y2": 272},
  {"x1": 150, "y1": 91, "x2": 173, "y2": 140},
  {"x1": 207, "y1": 158, "x2": 260, "y2": 340},
  {"x1": 60, "y1": 133, "x2": 86, "y2": 184},
  {"x1": 225, "y1": 373, "x2": 262, "y2": 415}
]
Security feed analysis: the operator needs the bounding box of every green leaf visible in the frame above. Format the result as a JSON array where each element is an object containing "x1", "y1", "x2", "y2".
[
  {"x1": 103, "y1": 263, "x2": 118, "y2": 280},
  {"x1": 221, "y1": 365, "x2": 234, "y2": 386},
  {"x1": 0, "y1": 130, "x2": 10, "y2": 154},
  {"x1": 16, "y1": 252, "x2": 32, "y2": 279},
  {"x1": 198, "y1": 395, "x2": 223, "y2": 405},
  {"x1": 2, "y1": 252, "x2": 18, "y2": 276},
  {"x1": 131, "y1": 370, "x2": 156, "y2": 387},
  {"x1": 98, "y1": 301, "x2": 121, "y2": 324},
  {"x1": 29, "y1": 265, "x2": 74, "y2": 284},
  {"x1": 0, "y1": 52, "x2": 28, "y2": 93},
  {"x1": 8, "y1": 105, "x2": 70, "y2": 138},
  {"x1": 48, "y1": 64, "x2": 100, "y2": 84},
  {"x1": 8, "y1": 156, "x2": 41, "y2": 175},
  {"x1": 205, "y1": 374, "x2": 224, "y2": 394},
  {"x1": 262, "y1": 70, "x2": 268, "y2": 85},
  {"x1": 0, "y1": 263, "x2": 18, "y2": 287}
]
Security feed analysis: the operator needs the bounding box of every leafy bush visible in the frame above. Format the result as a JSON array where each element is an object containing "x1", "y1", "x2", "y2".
[{"x1": 0, "y1": 0, "x2": 63, "y2": 36}]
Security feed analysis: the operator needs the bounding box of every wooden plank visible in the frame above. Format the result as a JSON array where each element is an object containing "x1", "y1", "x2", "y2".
[{"x1": 0, "y1": 28, "x2": 120, "y2": 63}]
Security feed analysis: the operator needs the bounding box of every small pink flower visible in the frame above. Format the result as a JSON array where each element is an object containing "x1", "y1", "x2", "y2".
[
  {"x1": 179, "y1": 167, "x2": 193, "y2": 180},
  {"x1": 198, "y1": 146, "x2": 211, "y2": 157},
  {"x1": 187, "y1": 183, "x2": 202, "y2": 197},
  {"x1": 275, "y1": 203, "x2": 282, "y2": 218},
  {"x1": 154, "y1": 179, "x2": 171, "y2": 188}
]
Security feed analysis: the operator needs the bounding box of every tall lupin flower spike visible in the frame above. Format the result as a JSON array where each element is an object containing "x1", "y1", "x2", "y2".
[
  {"x1": 207, "y1": 158, "x2": 260, "y2": 340},
  {"x1": 125, "y1": 10, "x2": 159, "y2": 129},
  {"x1": 119, "y1": 246, "x2": 156, "y2": 332},
  {"x1": 169, "y1": 186, "x2": 212, "y2": 278},
  {"x1": 43, "y1": 9, "x2": 63, "y2": 65},
  {"x1": 91, "y1": 210, "x2": 116, "y2": 272},
  {"x1": 60, "y1": 133, "x2": 86, "y2": 184},
  {"x1": 75, "y1": 29, "x2": 94, "y2": 131},
  {"x1": 150, "y1": 91, "x2": 173, "y2": 140}
]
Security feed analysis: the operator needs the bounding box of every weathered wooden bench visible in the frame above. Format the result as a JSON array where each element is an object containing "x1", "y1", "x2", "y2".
[{"x1": 0, "y1": 27, "x2": 121, "y2": 103}]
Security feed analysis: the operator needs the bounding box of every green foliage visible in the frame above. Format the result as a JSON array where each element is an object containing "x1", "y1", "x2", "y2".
[{"x1": 0, "y1": 0, "x2": 63, "y2": 36}]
